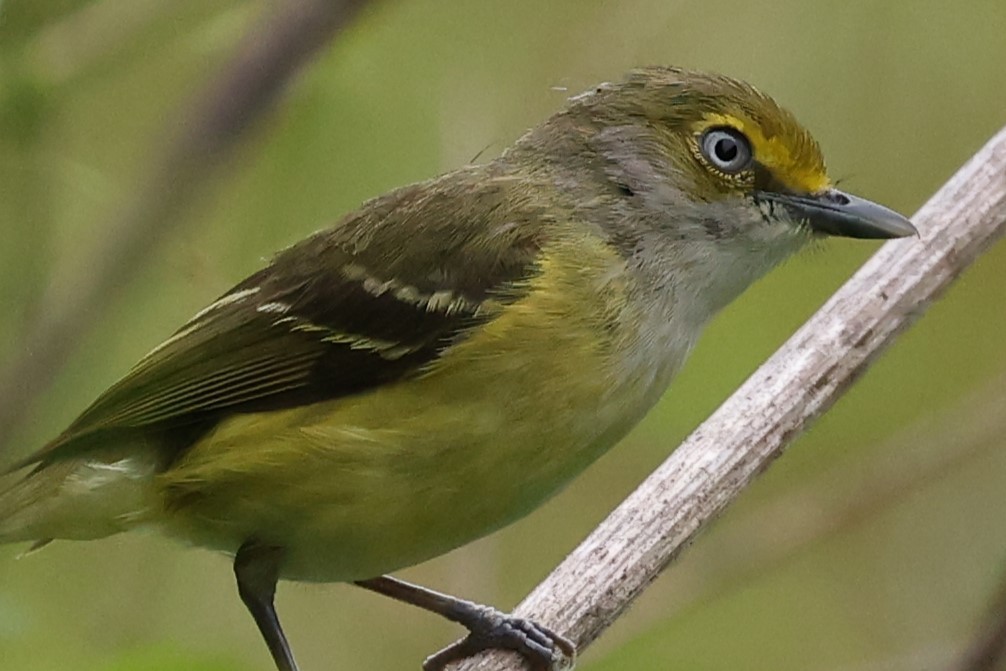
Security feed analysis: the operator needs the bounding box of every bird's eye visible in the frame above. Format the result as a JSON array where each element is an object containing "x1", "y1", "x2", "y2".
[{"x1": 700, "y1": 127, "x2": 752, "y2": 174}]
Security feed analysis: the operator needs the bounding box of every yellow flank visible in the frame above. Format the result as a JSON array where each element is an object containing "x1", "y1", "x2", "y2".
[
  {"x1": 155, "y1": 230, "x2": 684, "y2": 582},
  {"x1": 696, "y1": 112, "x2": 830, "y2": 194}
]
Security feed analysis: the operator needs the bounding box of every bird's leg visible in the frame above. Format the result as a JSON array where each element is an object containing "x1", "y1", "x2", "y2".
[
  {"x1": 234, "y1": 541, "x2": 299, "y2": 671},
  {"x1": 355, "y1": 575, "x2": 575, "y2": 671}
]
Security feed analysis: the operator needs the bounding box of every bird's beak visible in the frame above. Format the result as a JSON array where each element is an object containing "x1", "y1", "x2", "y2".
[{"x1": 758, "y1": 189, "x2": 917, "y2": 239}]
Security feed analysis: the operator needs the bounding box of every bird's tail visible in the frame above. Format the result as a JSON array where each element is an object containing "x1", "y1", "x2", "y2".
[
  {"x1": 0, "y1": 452, "x2": 161, "y2": 546},
  {"x1": 0, "y1": 462, "x2": 70, "y2": 545}
]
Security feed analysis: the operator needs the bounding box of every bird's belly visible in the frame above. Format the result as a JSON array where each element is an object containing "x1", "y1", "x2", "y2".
[
  {"x1": 157, "y1": 340, "x2": 683, "y2": 583},
  {"x1": 158, "y1": 236, "x2": 693, "y2": 582}
]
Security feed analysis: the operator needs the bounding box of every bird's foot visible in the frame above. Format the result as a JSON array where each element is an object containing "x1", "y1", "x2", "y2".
[{"x1": 422, "y1": 606, "x2": 575, "y2": 671}]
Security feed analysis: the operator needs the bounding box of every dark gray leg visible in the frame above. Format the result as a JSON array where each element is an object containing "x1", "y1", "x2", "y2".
[
  {"x1": 234, "y1": 541, "x2": 299, "y2": 671},
  {"x1": 355, "y1": 575, "x2": 575, "y2": 671}
]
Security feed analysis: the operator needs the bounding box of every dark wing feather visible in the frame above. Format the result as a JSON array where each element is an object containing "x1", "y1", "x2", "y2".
[{"x1": 23, "y1": 171, "x2": 544, "y2": 467}]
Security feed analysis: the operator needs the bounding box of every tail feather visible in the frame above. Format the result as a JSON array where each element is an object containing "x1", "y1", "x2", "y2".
[
  {"x1": 0, "y1": 462, "x2": 73, "y2": 543},
  {"x1": 0, "y1": 451, "x2": 161, "y2": 545}
]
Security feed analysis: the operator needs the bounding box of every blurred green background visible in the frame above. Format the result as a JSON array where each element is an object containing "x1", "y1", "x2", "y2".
[{"x1": 1, "y1": 1, "x2": 1005, "y2": 670}]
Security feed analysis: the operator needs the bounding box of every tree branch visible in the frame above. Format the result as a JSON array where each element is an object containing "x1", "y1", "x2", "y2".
[
  {"x1": 0, "y1": 0, "x2": 374, "y2": 451},
  {"x1": 451, "y1": 127, "x2": 1006, "y2": 671}
]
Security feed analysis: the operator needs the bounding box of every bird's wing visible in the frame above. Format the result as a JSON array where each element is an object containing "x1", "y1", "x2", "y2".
[{"x1": 22, "y1": 174, "x2": 544, "y2": 467}]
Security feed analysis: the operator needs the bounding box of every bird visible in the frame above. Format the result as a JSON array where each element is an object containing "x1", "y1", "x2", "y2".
[{"x1": 0, "y1": 66, "x2": 915, "y2": 671}]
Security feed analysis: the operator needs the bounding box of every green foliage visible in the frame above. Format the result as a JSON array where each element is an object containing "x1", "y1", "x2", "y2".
[
  {"x1": 93, "y1": 645, "x2": 243, "y2": 671},
  {"x1": 0, "y1": 0, "x2": 93, "y2": 40}
]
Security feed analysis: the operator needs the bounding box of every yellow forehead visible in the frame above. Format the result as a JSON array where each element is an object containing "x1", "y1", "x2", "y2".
[{"x1": 696, "y1": 112, "x2": 830, "y2": 194}]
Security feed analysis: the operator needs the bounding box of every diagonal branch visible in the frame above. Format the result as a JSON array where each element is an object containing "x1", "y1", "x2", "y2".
[
  {"x1": 451, "y1": 127, "x2": 1006, "y2": 671},
  {"x1": 0, "y1": 0, "x2": 375, "y2": 451}
]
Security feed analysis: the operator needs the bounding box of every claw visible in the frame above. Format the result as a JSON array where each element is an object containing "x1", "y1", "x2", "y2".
[
  {"x1": 422, "y1": 609, "x2": 576, "y2": 671},
  {"x1": 353, "y1": 576, "x2": 576, "y2": 670}
]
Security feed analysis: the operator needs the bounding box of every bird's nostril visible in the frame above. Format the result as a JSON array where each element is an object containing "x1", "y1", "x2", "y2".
[{"x1": 823, "y1": 190, "x2": 851, "y2": 206}]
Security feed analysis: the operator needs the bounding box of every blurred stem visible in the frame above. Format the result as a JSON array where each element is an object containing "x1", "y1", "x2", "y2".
[{"x1": 0, "y1": 0, "x2": 376, "y2": 455}]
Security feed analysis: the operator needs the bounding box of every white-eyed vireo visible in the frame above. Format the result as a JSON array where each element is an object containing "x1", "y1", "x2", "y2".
[{"x1": 0, "y1": 67, "x2": 915, "y2": 671}]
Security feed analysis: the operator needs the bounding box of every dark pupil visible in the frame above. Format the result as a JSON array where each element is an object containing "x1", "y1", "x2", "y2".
[{"x1": 715, "y1": 137, "x2": 738, "y2": 162}]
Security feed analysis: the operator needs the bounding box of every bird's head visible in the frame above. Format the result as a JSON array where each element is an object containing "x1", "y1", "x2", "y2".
[
  {"x1": 519, "y1": 66, "x2": 916, "y2": 316},
  {"x1": 541, "y1": 66, "x2": 915, "y2": 250}
]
